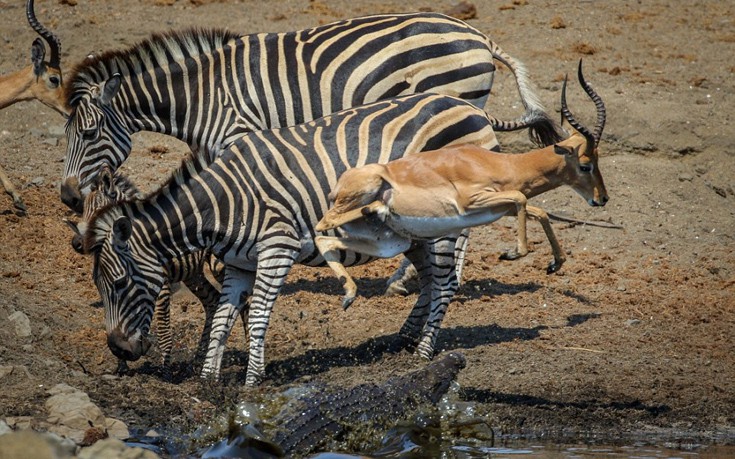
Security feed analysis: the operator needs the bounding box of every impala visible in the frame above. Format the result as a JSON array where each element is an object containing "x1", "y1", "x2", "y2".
[
  {"x1": 316, "y1": 60, "x2": 607, "y2": 316},
  {"x1": 0, "y1": 0, "x2": 67, "y2": 212}
]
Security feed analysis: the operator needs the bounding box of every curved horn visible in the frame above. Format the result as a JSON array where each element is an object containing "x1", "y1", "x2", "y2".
[
  {"x1": 26, "y1": 0, "x2": 61, "y2": 69},
  {"x1": 576, "y1": 59, "x2": 606, "y2": 145},
  {"x1": 560, "y1": 74, "x2": 594, "y2": 146}
]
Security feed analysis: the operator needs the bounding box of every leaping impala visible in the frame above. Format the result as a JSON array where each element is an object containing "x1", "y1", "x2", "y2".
[
  {"x1": 1, "y1": 0, "x2": 67, "y2": 212},
  {"x1": 315, "y1": 60, "x2": 608, "y2": 311}
]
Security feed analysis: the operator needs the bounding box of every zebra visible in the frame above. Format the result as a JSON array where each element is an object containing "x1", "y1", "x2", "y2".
[
  {"x1": 78, "y1": 92, "x2": 500, "y2": 386},
  {"x1": 59, "y1": 12, "x2": 561, "y2": 297},
  {"x1": 66, "y1": 166, "x2": 225, "y2": 374},
  {"x1": 60, "y1": 12, "x2": 562, "y2": 211}
]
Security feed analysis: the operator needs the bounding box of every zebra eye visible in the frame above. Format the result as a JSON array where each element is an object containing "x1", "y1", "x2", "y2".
[
  {"x1": 580, "y1": 164, "x2": 593, "y2": 173},
  {"x1": 113, "y1": 277, "x2": 127, "y2": 290},
  {"x1": 82, "y1": 129, "x2": 98, "y2": 141}
]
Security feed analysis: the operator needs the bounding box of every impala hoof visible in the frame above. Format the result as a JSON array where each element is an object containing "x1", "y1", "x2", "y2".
[
  {"x1": 342, "y1": 295, "x2": 355, "y2": 310},
  {"x1": 385, "y1": 282, "x2": 409, "y2": 297},
  {"x1": 546, "y1": 259, "x2": 564, "y2": 274},
  {"x1": 499, "y1": 249, "x2": 525, "y2": 261}
]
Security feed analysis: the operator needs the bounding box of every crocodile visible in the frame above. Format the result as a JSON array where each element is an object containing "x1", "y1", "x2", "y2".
[
  {"x1": 272, "y1": 352, "x2": 466, "y2": 456},
  {"x1": 202, "y1": 352, "x2": 466, "y2": 458}
]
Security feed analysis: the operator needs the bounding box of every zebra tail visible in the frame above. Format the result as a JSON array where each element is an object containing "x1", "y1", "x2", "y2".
[{"x1": 488, "y1": 40, "x2": 565, "y2": 146}]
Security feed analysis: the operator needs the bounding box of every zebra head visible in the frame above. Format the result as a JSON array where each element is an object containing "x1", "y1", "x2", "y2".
[
  {"x1": 83, "y1": 206, "x2": 164, "y2": 362},
  {"x1": 62, "y1": 73, "x2": 132, "y2": 214},
  {"x1": 67, "y1": 164, "x2": 141, "y2": 254}
]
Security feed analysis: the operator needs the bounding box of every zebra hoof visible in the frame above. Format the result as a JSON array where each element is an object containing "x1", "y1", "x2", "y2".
[{"x1": 13, "y1": 198, "x2": 27, "y2": 215}]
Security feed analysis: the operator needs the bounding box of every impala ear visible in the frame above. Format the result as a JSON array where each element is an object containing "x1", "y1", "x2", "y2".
[
  {"x1": 112, "y1": 216, "x2": 132, "y2": 244},
  {"x1": 31, "y1": 38, "x2": 46, "y2": 77},
  {"x1": 554, "y1": 144, "x2": 573, "y2": 156}
]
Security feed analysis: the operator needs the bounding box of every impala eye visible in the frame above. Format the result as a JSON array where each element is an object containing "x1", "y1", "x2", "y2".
[
  {"x1": 48, "y1": 75, "x2": 61, "y2": 88},
  {"x1": 580, "y1": 164, "x2": 593, "y2": 173}
]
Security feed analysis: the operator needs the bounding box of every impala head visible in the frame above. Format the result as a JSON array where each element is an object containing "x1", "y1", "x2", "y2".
[
  {"x1": 317, "y1": 164, "x2": 386, "y2": 231},
  {"x1": 555, "y1": 60, "x2": 608, "y2": 207},
  {"x1": 81, "y1": 206, "x2": 162, "y2": 362},
  {"x1": 26, "y1": 0, "x2": 66, "y2": 114},
  {"x1": 61, "y1": 72, "x2": 132, "y2": 213}
]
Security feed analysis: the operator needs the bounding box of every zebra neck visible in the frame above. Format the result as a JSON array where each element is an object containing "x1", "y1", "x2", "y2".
[{"x1": 127, "y1": 160, "x2": 243, "y2": 263}]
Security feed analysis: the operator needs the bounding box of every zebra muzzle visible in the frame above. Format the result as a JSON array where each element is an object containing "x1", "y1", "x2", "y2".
[{"x1": 107, "y1": 328, "x2": 151, "y2": 361}]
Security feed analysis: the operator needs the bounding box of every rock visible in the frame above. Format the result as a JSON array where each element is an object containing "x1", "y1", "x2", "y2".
[
  {"x1": 4, "y1": 417, "x2": 32, "y2": 430},
  {"x1": 30, "y1": 176, "x2": 45, "y2": 187},
  {"x1": 77, "y1": 438, "x2": 160, "y2": 459},
  {"x1": 0, "y1": 420, "x2": 11, "y2": 436},
  {"x1": 626, "y1": 319, "x2": 641, "y2": 326},
  {"x1": 45, "y1": 384, "x2": 129, "y2": 444},
  {"x1": 47, "y1": 125, "x2": 66, "y2": 138},
  {"x1": 444, "y1": 1, "x2": 477, "y2": 20},
  {"x1": 677, "y1": 173, "x2": 693, "y2": 182},
  {"x1": 0, "y1": 366, "x2": 14, "y2": 380},
  {"x1": 8, "y1": 311, "x2": 32, "y2": 338},
  {"x1": 0, "y1": 430, "x2": 75, "y2": 459},
  {"x1": 43, "y1": 137, "x2": 59, "y2": 147}
]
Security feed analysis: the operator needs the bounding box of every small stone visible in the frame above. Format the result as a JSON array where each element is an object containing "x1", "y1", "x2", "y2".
[
  {"x1": 0, "y1": 366, "x2": 14, "y2": 380},
  {"x1": 677, "y1": 173, "x2": 693, "y2": 182},
  {"x1": 31, "y1": 176, "x2": 45, "y2": 187},
  {"x1": 47, "y1": 125, "x2": 66, "y2": 138},
  {"x1": 0, "y1": 420, "x2": 11, "y2": 436},
  {"x1": 626, "y1": 319, "x2": 641, "y2": 326},
  {"x1": 43, "y1": 137, "x2": 59, "y2": 147},
  {"x1": 617, "y1": 285, "x2": 627, "y2": 292},
  {"x1": 8, "y1": 311, "x2": 32, "y2": 338}
]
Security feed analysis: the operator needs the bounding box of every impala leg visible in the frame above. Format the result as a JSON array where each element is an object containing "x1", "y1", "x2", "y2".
[
  {"x1": 464, "y1": 190, "x2": 528, "y2": 261},
  {"x1": 200, "y1": 267, "x2": 254, "y2": 380},
  {"x1": 316, "y1": 234, "x2": 411, "y2": 310},
  {"x1": 527, "y1": 205, "x2": 566, "y2": 273},
  {"x1": 416, "y1": 235, "x2": 461, "y2": 360},
  {"x1": 245, "y1": 245, "x2": 299, "y2": 386},
  {"x1": 0, "y1": 164, "x2": 26, "y2": 214}
]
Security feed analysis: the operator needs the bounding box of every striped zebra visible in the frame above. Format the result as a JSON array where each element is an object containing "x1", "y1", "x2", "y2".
[
  {"x1": 67, "y1": 166, "x2": 225, "y2": 372},
  {"x1": 60, "y1": 12, "x2": 561, "y2": 211},
  {"x1": 79, "y1": 93, "x2": 499, "y2": 385}
]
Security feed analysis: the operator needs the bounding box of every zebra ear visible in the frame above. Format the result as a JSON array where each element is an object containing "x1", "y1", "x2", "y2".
[
  {"x1": 112, "y1": 216, "x2": 132, "y2": 244},
  {"x1": 98, "y1": 73, "x2": 122, "y2": 106},
  {"x1": 98, "y1": 166, "x2": 115, "y2": 196}
]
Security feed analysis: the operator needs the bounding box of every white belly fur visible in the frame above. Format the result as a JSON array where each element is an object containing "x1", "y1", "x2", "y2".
[{"x1": 385, "y1": 209, "x2": 509, "y2": 239}]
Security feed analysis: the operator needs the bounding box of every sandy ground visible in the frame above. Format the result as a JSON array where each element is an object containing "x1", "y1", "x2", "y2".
[{"x1": 0, "y1": 0, "x2": 734, "y2": 456}]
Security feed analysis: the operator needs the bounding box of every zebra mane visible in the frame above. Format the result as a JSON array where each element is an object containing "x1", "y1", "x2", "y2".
[
  {"x1": 82, "y1": 154, "x2": 210, "y2": 254},
  {"x1": 66, "y1": 28, "x2": 241, "y2": 107}
]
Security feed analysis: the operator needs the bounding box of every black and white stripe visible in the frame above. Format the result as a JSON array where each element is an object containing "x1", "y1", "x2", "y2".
[
  {"x1": 72, "y1": 167, "x2": 224, "y2": 370},
  {"x1": 61, "y1": 12, "x2": 560, "y2": 210},
  {"x1": 82, "y1": 93, "x2": 499, "y2": 385}
]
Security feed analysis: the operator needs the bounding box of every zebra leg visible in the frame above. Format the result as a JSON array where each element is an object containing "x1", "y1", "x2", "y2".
[
  {"x1": 453, "y1": 229, "x2": 470, "y2": 287},
  {"x1": 415, "y1": 234, "x2": 461, "y2": 360},
  {"x1": 154, "y1": 279, "x2": 174, "y2": 377},
  {"x1": 182, "y1": 269, "x2": 226, "y2": 368},
  {"x1": 397, "y1": 241, "x2": 433, "y2": 344},
  {"x1": 200, "y1": 267, "x2": 254, "y2": 380},
  {"x1": 385, "y1": 229, "x2": 470, "y2": 295},
  {"x1": 245, "y1": 245, "x2": 299, "y2": 386}
]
